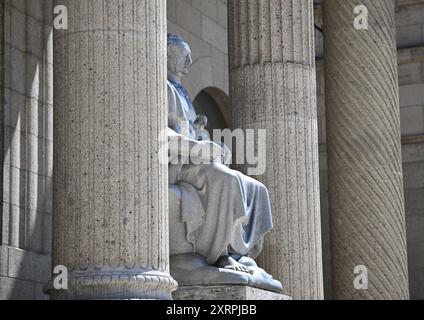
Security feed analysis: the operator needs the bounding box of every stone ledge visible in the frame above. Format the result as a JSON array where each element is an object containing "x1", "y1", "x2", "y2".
[
  {"x1": 173, "y1": 285, "x2": 292, "y2": 301},
  {"x1": 402, "y1": 134, "x2": 424, "y2": 145}
]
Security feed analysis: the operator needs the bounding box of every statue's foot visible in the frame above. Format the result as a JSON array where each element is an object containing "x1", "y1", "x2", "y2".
[
  {"x1": 236, "y1": 256, "x2": 258, "y2": 268},
  {"x1": 215, "y1": 256, "x2": 254, "y2": 275},
  {"x1": 170, "y1": 253, "x2": 283, "y2": 293}
]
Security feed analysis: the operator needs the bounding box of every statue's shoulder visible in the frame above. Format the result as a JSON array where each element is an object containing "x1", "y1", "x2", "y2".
[
  {"x1": 167, "y1": 80, "x2": 177, "y2": 90},
  {"x1": 167, "y1": 80, "x2": 179, "y2": 114},
  {"x1": 167, "y1": 80, "x2": 177, "y2": 100}
]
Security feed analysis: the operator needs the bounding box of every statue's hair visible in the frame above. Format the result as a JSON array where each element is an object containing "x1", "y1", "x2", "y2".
[
  {"x1": 167, "y1": 33, "x2": 188, "y2": 48},
  {"x1": 167, "y1": 33, "x2": 190, "y2": 73}
]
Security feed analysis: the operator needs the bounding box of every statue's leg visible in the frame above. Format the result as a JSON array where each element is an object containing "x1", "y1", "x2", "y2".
[
  {"x1": 177, "y1": 163, "x2": 273, "y2": 266},
  {"x1": 226, "y1": 171, "x2": 273, "y2": 259},
  {"x1": 168, "y1": 184, "x2": 196, "y2": 256},
  {"x1": 172, "y1": 164, "x2": 282, "y2": 292},
  {"x1": 177, "y1": 163, "x2": 245, "y2": 264}
]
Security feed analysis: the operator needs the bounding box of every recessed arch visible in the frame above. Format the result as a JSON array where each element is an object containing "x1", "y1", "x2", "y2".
[{"x1": 193, "y1": 87, "x2": 232, "y2": 135}]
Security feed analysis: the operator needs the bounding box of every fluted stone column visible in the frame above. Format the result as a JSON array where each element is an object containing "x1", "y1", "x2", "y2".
[
  {"x1": 324, "y1": 0, "x2": 409, "y2": 299},
  {"x1": 50, "y1": 0, "x2": 177, "y2": 299},
  {"x1": 228, "y1": 0, "x2": 324, "y2": 300},
  {"x1": 0, "y1": 1, "x2": 3, "y2": 218}
]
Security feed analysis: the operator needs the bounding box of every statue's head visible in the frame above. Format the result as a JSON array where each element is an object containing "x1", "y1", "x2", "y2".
[{"x1": 167, "y1": 33, "x2": 193, "y2": 78}]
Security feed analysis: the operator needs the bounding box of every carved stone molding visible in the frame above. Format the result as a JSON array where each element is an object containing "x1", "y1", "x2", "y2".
[{"x1": 47, "y1": 268, "x2": 178, "y2": 300}]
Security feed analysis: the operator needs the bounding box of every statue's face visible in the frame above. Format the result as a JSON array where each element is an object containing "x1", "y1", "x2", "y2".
[{"x1": 168, "y1": 42, "x2": 193, "y2": 78}]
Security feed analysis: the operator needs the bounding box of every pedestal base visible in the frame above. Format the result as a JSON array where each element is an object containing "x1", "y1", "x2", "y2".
[
  {"x1": 46, "y1": 268, "x2": 178, "y2": 300},
  {"x1": 173, "y1": 285, "x2": 292, "y2": 300}
]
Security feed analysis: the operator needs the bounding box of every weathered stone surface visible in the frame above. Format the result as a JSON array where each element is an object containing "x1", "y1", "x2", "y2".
[
  {"x1": 7, "y1": 247, "x2": 50, "y2": 283},
  {"x1": 228, "y1": 0, "x2": 324, "y2": 300},
  {"x1": 50, "y1": 0, "x2": 176, "y2": 300},
  {"x1": 0, "y1": 0, "x2": 3, "y2": 225},
  {"x1": 173, "y1": 285, "x2": 292, "y2": 301},
  {"x1": 324, "y1": 0, "x2": 410, "y2": 300},
  {"x1": 0, "y1": 277, "x2": 36, "y2": 300}
]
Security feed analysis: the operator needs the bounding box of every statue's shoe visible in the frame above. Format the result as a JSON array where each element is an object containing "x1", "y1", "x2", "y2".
[
  {"x1": 237, "y1": 256, "x2": 258, "y2": 268},
  {"x1": 170, "y1": 253, "x2": 283, "y2": 294}
]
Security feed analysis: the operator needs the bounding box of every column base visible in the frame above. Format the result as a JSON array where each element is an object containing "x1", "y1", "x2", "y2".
[
  {"x1": 173, "y1": 285, "x2": 292, "y2": 300},
  {"x1": 46, "y1": 268, "x2": 178, "y2": 300}
]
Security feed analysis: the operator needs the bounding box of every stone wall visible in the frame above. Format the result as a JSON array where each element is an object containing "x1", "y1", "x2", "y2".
[
  {"x1": 166, "y1": 0, "x2": 229, "y2": 105},
  {"x1": 397, "y1": 0, "x2": 424, "y2": 297},
  {"x1": 0, "y1": 0, "x2": 53, "y2": 300}
]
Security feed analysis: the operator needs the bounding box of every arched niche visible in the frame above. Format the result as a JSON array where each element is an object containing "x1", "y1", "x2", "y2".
[{"x1": 193, "y1": 87, "x2": 232, "y2": 136}]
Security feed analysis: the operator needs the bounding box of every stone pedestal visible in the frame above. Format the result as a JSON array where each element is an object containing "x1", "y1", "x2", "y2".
[
  {"x1": 173, "y1": 286, "x2": 291, "y2": 301},
  {"x1": 228, "y1": 0, "x2": 324, "y2": 300},
  {"x1": 324, "y1": 0, "x2": 410, "y2": 299},
  {"x1": 50, "y1": 0, "x2": 176, "y2": 299}
]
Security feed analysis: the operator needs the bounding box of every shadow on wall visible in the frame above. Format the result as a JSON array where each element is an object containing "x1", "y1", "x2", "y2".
[{"x1": 1, "y1": 0, "x2": 53, "y2": 300}]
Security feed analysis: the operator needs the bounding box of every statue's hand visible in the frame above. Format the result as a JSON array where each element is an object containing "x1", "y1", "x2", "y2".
[
  {"x1": 194, "y1": 115, "x2": 208, "y2": 128},
  {"x1": 167, "y1": 129, "x2": 223, "y2": 163}
]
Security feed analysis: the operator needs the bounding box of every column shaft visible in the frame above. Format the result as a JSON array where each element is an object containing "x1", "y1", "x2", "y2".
[
  {"x1": 228, "y1": 0, "x2": 324, "y2": 299},
  {"x1": 51, "y1": 0, "x2": 176, "y2": 299},
  {"x1": 324, "y1": 0, "x2": 409, "y2": 299},
  {"x1": 0, "y1": 0, "x2": 3, "y2": 240}
]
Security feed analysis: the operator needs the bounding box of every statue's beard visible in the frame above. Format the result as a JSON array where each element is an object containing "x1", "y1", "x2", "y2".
[{"x1": 168, "y1": 64, "x2": 188, "y2": 79}]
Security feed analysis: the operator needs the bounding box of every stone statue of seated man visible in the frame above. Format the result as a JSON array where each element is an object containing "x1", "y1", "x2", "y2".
[{"x1": 167, "y1": 33, "x2": 282, "y2": 293}]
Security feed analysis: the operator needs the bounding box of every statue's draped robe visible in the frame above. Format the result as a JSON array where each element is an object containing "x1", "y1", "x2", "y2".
[{"x1": 168, "y1": 80, "x2": 273, "y2": 265}]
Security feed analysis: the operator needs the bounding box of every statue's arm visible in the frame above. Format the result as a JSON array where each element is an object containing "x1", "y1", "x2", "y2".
[
  {"x1": 168, "y1": 128, "x2": 223, "y2": 161},
  {"x1": 193, "y1": 114, "x2": 232, "y2": 165},
  {"x1": 168, "y1": 128, "x2": 196, "y2": 158},
  {"x1": 167, "y1": 83, "x2": 223, "y2": 161},
  {"x1": 167, "y1": 83, "x2": 191, "y2": 158},
  {"x1": 168, "y1": 84, "x2": 181, "y2": 133}
]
